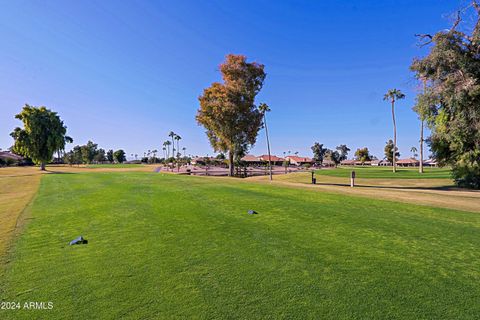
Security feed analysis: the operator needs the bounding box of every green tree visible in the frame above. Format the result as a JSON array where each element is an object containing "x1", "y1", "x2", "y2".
[
  {"x1": 10, "y1": 105, "x2": 70, "y2": 170},
  {"x1": 336, "y1": 144, "x2": 350, "y2": 162},
  {"x1": 412, "y1": 79, "x2": 435, "y2": 173},
  {"x1": 94, "y1": 148, "x2": 106, "y2": 163},
  {"x1": 383, "y1": 89, "x2": 405, "y2": 173},
  {"x1": 259, "y1": 103, "x2": 273, "y2": 180},
  {"x1": 384, "y1": 140, "x2": 400, "y2": 164},
  {"x1": 311, "y1": 142, "x2": 327, "y2": 166},
  {"x1": 197, "y1": 54, "x2": 265, "y2": 176},
  {"x1": 80, "y1": 140, "x2": 98, "y2": 164},
  {"x1": 411, "y1": 4, "x2": 480, "y2": 188},
  {"x1": 113, "y1": 149, "x2": 126, "y2": 163},
  {"x1": 107, "y1": 149, "x2": 114, "y2": 163},
  {"x1": 64, "y1": 145, "x2": 82, "y2": 166},
  {"x1": 64, "y1": 150, "x2": 76, "y2": 166},
  {"x1": 326, "y1": 149, "x2": 341, "y2": 167},
  {"x1": 355, "y1": 147, "x2": 372, "y2": 164}
]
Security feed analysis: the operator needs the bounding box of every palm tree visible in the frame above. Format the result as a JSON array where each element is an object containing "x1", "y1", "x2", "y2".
[
  {"x1": 419, "y1": 79, "x2": 427, "y2": 174},
  {"x1": 410, "y1": 146, "x2": 418, "y2": 159},
  {"x1": 174, "y1": 134, "x2": 182, "y2": 159},
  {"x1": 259, "y1": 103, "x2": 272, "y2": 180},
  {"x1": 182, "y1": 147, "x2": 186, "y2": 157},
  {"x1": 383, "y1": 89, "x2": 405, "y2": 173},
  {"x1": 168, "y1": 131, "x2": 176, "y2": 158},
  {"x1": 162, "y1": 147, "x2": 166, "y2": 159},
  {"x1": 152, "y1": 149, "x2": 158, "y2": 163},
  {"x1": 164, "y1": 141, "x2": 171, "y2": 158}
]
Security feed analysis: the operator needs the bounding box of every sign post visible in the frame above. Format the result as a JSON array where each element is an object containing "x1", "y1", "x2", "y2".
[{"x1": 350, "y1": 170, "x2": 355, "y2": 187}]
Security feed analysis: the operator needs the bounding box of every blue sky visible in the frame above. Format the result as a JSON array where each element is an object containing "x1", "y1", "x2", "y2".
[{"x1": 0, "y1": 0, "x2": 462, "y2": 159}]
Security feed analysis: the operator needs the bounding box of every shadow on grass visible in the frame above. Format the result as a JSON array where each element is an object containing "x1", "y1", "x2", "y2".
[{"x1": 45, "y1": 171, "x2": 77, "y2": 175}]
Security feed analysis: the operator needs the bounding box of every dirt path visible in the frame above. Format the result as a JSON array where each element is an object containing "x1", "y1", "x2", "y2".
[{"x1": 0, "y1": 170, "x2": 41, "y2": 261}]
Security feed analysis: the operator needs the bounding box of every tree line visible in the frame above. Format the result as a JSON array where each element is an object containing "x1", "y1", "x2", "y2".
[
  {"x1": 6, "y1": 3, "x2": 480, "y2": 188},
  {"x1": 63, "y1": 141, "x2": 126, "y2": 165}
]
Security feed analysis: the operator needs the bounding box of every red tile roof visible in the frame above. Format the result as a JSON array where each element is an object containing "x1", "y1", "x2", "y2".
[
  {"x1": 259, "y1": 155, "x2": 284, "y2": 162},
  {"x1": 241, "y1": 155, "x2": 261, "y2": 162}
]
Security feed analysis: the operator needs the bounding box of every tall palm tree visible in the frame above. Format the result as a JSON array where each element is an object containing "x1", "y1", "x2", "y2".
[
  {"x1": 152, "y1": 149, "x2": 158, "y2": 163},
  {"x1": 419, "y1": 79, "x2": 427, "y2": 174},
  {"x1": 164, "y1": 141, "x2": 171, "y2": 158},
  {"x1": 162, "y1": 147, "x2": 166, "y2": 159},
  {"x1": 259, "y1": 103, "x2": 272, "y2": 180},
  {"x1": 182, "y1": 147, "x2": 186, "y2": 157},
  {"x1": 383, "y1": 89, "x2": 405, "y2": 173},
  {"x1": 168, "y1": 131, "x2": 176, "y2": 158},
  {"x1": 174, "y1": 134, "x2": 182, "y2": 159}
]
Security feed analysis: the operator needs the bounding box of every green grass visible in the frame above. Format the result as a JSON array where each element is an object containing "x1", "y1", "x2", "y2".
[
  {"x1": 1, "y1": 172, "x2": 479, "y2": 319},
  {"x1": 316, "y1": 166, "x2": 452, "y2": 179},
  {"x1": 85, "y1": 163, "x2": 143, "y2": 168}
]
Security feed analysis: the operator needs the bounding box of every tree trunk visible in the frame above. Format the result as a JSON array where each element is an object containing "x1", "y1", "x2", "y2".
[
  {"x1": 419, "y1": 79, "x2": 426, "y2": 174},
  {"x1": 228, "y1": 151, "x2": 234, "y2": 177},
  {"x1": 264, "y1": 114, "x2": 273, "y2": 181},
  {"x1": 419, "y1": 119, "x2": 424, "y2": 173},
  {"x1": 391, "y1": 100, "x2": 397, "y2": 173},
  {"x1": 40, "y1": 162, "x2": 46, "y2": 171}
]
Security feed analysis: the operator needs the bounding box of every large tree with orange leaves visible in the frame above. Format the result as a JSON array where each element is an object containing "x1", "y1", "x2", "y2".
[{"x1": 197, "y1": 54, "x2": 266, "y2": 176}]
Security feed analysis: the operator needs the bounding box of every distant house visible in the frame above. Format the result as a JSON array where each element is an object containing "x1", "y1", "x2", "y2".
[
  {"x1": 241, "y1": 155, "x2": 263, "y2": 166},
  {"x1": 0, "y1": 151, "x2": 23, "y2": 165},
  {"x1": 258, "y1": 155, "x2": 284, "y2": 166},
  {"x1": 322, "y1": 159, "x2": 335, "y2": 167},
  {"x1": 340, "y1": 159, "x2": 373, "y2": 166},
  {"x1": 285, "y1": 156, "x2": 313, "y2": 166},
  {"x1": 371, "y1": 159, "x2": 391, "y2": 166},
  {"x1": 340, "y1": 159, "x2": 356, "y2": 166},
  {"x1": 397, "y1": 158, "x2": 419, "y2": 167},
  {"x1": 355, "y1": 160, "x2": 371, "y2": 166},
  {"x1": 423, "y1": 159, "x2": 438, "y2": 167}
]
